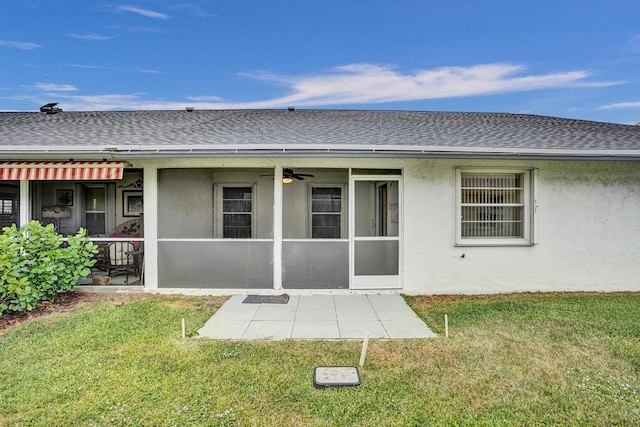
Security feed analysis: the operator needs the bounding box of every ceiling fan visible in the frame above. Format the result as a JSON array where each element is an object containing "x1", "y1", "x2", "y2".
[
  {"x1": 261, "y1": 168, "x2": 314, "y2": 183},
  {"x1": 283, "y1": 168, "x2": 314, "y2": 181}
]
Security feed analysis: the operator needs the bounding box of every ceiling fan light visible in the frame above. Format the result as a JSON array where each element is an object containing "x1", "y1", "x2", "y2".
[{"x1": 282, "y1": 177, "x2": 294, "y2": 184}]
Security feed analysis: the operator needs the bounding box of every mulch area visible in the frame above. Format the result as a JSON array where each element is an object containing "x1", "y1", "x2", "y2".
[{"x1": 0, "y1": 291, "x2": 113, "y2": 332}]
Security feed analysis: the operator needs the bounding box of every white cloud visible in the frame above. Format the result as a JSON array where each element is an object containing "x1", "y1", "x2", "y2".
[
  {"x1": 26, "y1": 62, "x2": 621, "y2": 111},
  {"x1": 232, "y1": 63, "x2": 621, "y2": 108},
  {"x1": 0, "y1": 40, "x2": 40, "y2": 50},
  {"x1": 69, "y1": 33, "x2": 114, "y2": 41},
  {"x1": 21, "y1": 93, "x2": 144, "y2": 111},
  {"x1": 34, "y1": 83, "x2": 79, "y2": 92},
  {"x1": 116, "y1": 5, "x2": 170, "y2": 20},
  {"x1": 187, "y1": 95, "x2": 225, "y2": 102},
  {"x1": 598, "y1": 101, "x2": 640, "y2": 110},
  {"x1": 68, "y1": 64, "x2": 160, "y2": 74},
  {"x1": 169, "y1": 4, "x2": 217, "y2": 18},
  {"x1": 69, "y1": 64, "x2": 104, "y2": 69},
  {"x1": 134, "y1": 68, "x2": 161, "y2": 74},
  {"x1": 629, "y1": 35, "x2": 640, "y2": 53}
]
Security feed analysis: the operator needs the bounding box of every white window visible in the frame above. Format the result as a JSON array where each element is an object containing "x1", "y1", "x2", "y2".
[
  {"x1": 0, "y1": 192, "x2": 18, "y2": 228},
  {"x1": 0, "y1": 194, "x2": 15, "y2": 215},
  {"x1": 84, "y1": 185, "x2": 106, "y2": 236},
  {"x1": 215, "y1": 184, "x2": 255, "y2": 238},
  {"x1": 456, "y1": 168, "x2": 536, "y2": 246},
  {"x1": 308, "y1": 185, "x2": 345, "y2": 239}
]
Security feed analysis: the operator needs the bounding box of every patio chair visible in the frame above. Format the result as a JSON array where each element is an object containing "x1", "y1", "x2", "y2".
[{"x1": 107, "y1": 241, "x2": 137, "y2": 284}]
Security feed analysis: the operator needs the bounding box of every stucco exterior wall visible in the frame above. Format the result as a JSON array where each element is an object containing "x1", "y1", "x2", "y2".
[
  {"x1": 402, "y1": 159, "x2": 640, "y2": 294},
  {"x1": 132, "y1": 157, "x2": 639, "y2": 294}
]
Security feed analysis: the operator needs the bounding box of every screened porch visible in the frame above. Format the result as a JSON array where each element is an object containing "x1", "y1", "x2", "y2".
[
  {"x1": 0, "y1": 164, "x2": 145, "y2": 286},
  {"x1": 156, "y1": 167, "x2": 350, "y2": 289},
  {"x1": 156, "y1": 167, "x2": 401, "y2": 290}
]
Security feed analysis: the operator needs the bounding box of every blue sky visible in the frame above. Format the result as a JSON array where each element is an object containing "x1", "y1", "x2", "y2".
[{"x1": 1, "y1": 1, "x2": 639, "y2": 124}]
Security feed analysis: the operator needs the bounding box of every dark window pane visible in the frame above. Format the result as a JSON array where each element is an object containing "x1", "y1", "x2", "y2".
[
  {"x1": 223, "y1": 213, "x2": 251, "y2": 226},
  {"x1": 312, "y1": 226, "x2": 341, "y2": 239},
  {"x1": 312, "y1": 187, "x2": 341, "y2": 199},
  {"x1": 312, "y1": 214, "x2": 341, "y2": 227},
  {"x1": 311, "y1": 187, "x2": 342, "y2": 239},
  {"x1": 0, "y1": 190, "x2": 18, "y2": 228},
  {"x1": 311, "y1": 200, "x2": 341, "y2": 213},
  {"x1": 223, "y1": 214, "x2": 251, "y2": 238},
  {"x1": 85, "y1": 187, "x2": 105, "y2": 211},
  {"x1": 85, "y1": 213, "x2": 105, "y2": 235},
  {"x1": 223, "y1": 187, "x2": 252, "y2": 200},
  {"x1": 222, "y1": 187, "x2": 253, "y2": 238},
  {"x1": 223, "y1": 226, "x2": 252, "y2": 239},
  {"x1": 223, "y1": 200, "x2": 252, "y2": 213}
]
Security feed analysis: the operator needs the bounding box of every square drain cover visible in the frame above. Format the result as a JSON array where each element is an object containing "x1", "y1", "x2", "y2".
[{"x1": 313, "y1": 366, "x2": 361, "y2": 389}]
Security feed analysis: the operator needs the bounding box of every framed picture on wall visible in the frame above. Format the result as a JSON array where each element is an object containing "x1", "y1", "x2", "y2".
[
  {"x1": 56, "y1": 189, "x2": 73, "y2": 206},
  {"x1": 123, "y1": 191, "x2": 143, "y2": 217}
]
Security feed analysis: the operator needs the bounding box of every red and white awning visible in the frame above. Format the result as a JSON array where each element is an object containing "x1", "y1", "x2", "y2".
[{"x1": 0, "y1": 161, "x2": 127, "y2": 181}]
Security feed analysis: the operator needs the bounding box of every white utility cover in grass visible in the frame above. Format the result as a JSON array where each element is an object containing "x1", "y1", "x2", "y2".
[{"x1": 313, "y1": 366, "x2": 361, "y2": 389}]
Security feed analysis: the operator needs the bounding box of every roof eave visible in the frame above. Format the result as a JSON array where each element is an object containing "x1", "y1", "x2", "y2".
[{"x1": 0, "y1": 144, "x2": 639, "y2": 161}]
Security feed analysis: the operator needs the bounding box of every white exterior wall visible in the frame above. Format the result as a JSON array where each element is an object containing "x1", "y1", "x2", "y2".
[
  {"x1": 403, "y1": 159, "x2": 640, "y2": 294},
  {"x1": 131, "y1": 157, "x2": 640, "y2": 294}
]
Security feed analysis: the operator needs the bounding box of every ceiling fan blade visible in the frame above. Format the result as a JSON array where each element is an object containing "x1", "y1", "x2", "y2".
[{"x1": 283, "y1": 168, "x2": 314, "y2": 180}]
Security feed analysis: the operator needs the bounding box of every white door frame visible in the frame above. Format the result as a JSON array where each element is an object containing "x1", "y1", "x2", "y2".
[{"x1": 349, "y1": 173, "x2": 402, "y2": 290}]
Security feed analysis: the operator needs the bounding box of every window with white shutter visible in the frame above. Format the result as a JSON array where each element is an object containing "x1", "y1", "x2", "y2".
[{"x1": 456, "y1": 168, "x2": 536, "y2": 246}]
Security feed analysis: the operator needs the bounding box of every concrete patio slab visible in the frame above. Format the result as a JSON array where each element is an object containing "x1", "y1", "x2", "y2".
[
  {"x1": 334, "y1": 295, "x2": 378, "y2": 321},
  {"x1": 295, "y1": 295, "x2": 336, "y2": 321},
  {"x1": 243, "y1": 320, "x2": 294, "y2": 340},
  {"x1": 368, "y1": 294, "x2": 419, "y2": 320},
  {"x1": 252, "y1": 297, "x2": 299, "y2": 321},
  {"x1": 338, "y1": 319, "x2": 390, "y2": 339},
  {"x1": 381, "y1": 319, "x2": 438, "y2": 338},
  {"x1": 196, "y1": 294, "x2": 437, "y2": 340},
  {"x1": 197, "y1": 319, "x2": 251, "y2": 339},
  {"x1": 292, "y1": 320, "x2": 341, "y2": 339}
]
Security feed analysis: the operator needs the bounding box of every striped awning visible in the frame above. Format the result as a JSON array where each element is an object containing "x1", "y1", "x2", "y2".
[{"x1": 0, "y1": 161, "x2": 128, "y2": 181}]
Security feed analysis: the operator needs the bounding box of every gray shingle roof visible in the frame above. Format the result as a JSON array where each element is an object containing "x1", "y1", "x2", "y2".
[{"x1": 1, "y1": 109, "x2": 639, "y2": 157}]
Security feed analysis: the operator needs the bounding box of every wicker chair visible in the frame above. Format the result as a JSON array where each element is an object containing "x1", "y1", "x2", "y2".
[{"x1": 106, "y1": 241, "x2": 137, "y2": 284}]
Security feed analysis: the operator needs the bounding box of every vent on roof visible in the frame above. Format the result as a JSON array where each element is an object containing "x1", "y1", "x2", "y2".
[
  {"x1": 40, "y1": 103, "x2": 62, "y2": 114},
  {"x1": 186, "y1": 107, "x2": 195, "y2": 112},
  {"x1": 288, "y1": 106, "x2": 295, "y2": 112}
]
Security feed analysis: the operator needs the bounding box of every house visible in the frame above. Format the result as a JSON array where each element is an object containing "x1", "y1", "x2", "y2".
[{"x1": 1, "y1": 108, "x2": 639, "y2": 294}]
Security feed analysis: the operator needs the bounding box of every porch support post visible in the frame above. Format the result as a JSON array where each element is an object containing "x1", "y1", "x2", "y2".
[
  {"x1": 273, "y1": 165, "x2": 283, "y2": 290},
  {"x1": 143, "y1": 166, "x2": 158, "y2": 289},
  {"x1": 19, "y1": 180, "x2": 30, "y2": 226}
]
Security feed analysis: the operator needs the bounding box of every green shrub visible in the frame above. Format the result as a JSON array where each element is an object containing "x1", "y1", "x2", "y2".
[{"x1": 0, "y1": 221, "x2": 97, "y2": 316}]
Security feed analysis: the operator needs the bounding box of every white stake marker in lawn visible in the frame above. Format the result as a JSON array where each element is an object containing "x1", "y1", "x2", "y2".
[
  {"x1": 445, "y1": 314, "x2": 449, "y2": 338},
  {"x1": 181, "y1": 318, "x2": 186, "y2": 340},
  {"x1": 359, "y1": 332, "x2": 370, "y2": 368}
]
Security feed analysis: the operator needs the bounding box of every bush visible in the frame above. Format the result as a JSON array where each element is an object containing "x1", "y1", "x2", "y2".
[{"x1": 0, "y1": 221, "x2": 98, "y2": 316}]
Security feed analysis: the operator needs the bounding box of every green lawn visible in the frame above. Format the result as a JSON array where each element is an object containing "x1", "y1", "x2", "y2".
[{"x1": 1, "y1": 292, "x2": 639, "y2": 426}]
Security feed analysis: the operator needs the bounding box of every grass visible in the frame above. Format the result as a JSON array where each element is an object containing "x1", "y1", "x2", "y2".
[{"x1": 1, "y1": 292, "x2": 639, "y2": 426}]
